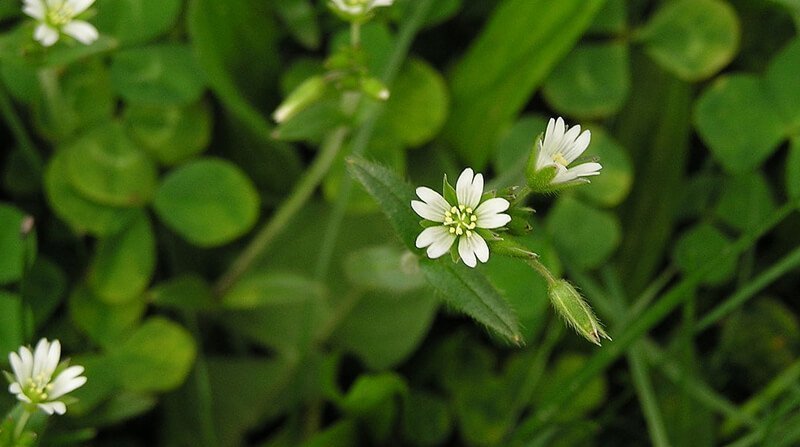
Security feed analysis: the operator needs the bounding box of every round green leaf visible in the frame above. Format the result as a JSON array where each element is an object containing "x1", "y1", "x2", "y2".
[
  {"x1": 88, "y1": 211, "x2": 156, "y2": 304},
  {"x1": 694, "y1": 75, "x2": 786, "y2": 173},
  {"x1": 764, "y1": 37, "x2": 800, "y2": 133},
  {"x1": 672, "y1": 223, "x2": 736, "y2": 286},
  {"x1": 715, "y1": 172, "x2": 777, "y2": 233},
  {"x1": 0, "y1": 203, "x2": 35, "y2": 285},
  {"x1": 110, "y1": 317, "x2": 197, "y2": 392},
  {"x1": 149, "y1": 275, "x2": 214, "y2": 311},
  {"x1": 69, "y1": 284, "x2": 147, "y2": 349},
  {"x1": 637, "y1": 0, "x2": 740, "y2": 81},
  {"x1": 153, "y1": 158, "x2": 260, "y2": 247},
  {"x1": 0, "y1": 292, "x2": 28, "y2": 355},
  {"x1": 64, "y1": 123, "x2": 158, "y2": 207},
  {"x1": 21, "y1": 257, "x2": 67, "y2": 329},
  {"x1": 94, "y1": 0, "x2": 182, "y2": 45},
  {"x1": 402, "y1": 391, "x2": 453, "y2": 447},
  {"x1": 377, "y1": 58, "x2": 449, "y2": 147},
  {"x1": 575, "y1": 129, "x2": 633, "y2": 207},
  {"x1": 546, "y1": 197, "x2": 621, "y2": 270},
  {"x1": 493, "y1": 115, "x2": 548, "y2": 175},
  {"x1": 543, "y1": 42, "x2": 630, "y2": 118},
  {"x1": 44, "y1": 149, "x2": 139, "y2": 236},
  {"x1": 111, "y1": 44, "x2": 206, "y2": 106},
  {"x1": 344, "y1": 245, "x2": 426, "y2": 293},
  {"x1": 124, "y1": 101, "x2": 212, "y2": 166}
]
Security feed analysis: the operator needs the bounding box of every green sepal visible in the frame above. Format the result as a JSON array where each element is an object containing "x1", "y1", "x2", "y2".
[
  {"x1": 272, "y1": 75, "x2": 329, "y2": 123},
  {"x1": 505, "y1": 206, "x2": 535, "y2": 236},
  {"x1": 442, "y1": 174, "x2": 457, "y2": 205},
  {"x1": 526, "y1": 164, "x2": 558, "y2": 193},
  {"x1": 419, "y1": 220, "x2": 440, "y2": 228},
  {"x1": 2, "y1": 371, "x2": 15, "y2": 385},
  {"x1": 360, "y1": 76, "x2": 390, "y2": 101},
  {"x1": 489, "y1": 237, "x2": 538, "y2": 260}
]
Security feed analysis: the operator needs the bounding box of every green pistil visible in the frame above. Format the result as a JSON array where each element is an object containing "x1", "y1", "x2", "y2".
[
  {"x1": 444, "y1": 205, "x2": 477, "y2": 237},
  {"x1": 46, "y1": 2, "x2": 74, "y2": 27},
  {"x1": 23, "y1": 375, "x2": 53, "y2": 404}
]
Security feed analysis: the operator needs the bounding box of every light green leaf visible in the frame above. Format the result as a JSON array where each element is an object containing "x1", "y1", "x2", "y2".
[
  {"x1": 493, "y1": 115, "x2": 548, "y2": 176},
  {"x1": 764, "y1": 37, "x2": 800, "y2": 133},
  {"x1": 575, "y1": 128, "x2": 634, "y2": 207},
  {"x1": 274, "y1": 0, "x2": 320, "y2": 49},
  {"x1": 44, "y1": 148, "x2": 139, "y2": 236},
  {"x1": 637, "y1": 0, "x2": 740, "y2": 80},
  {"x1": 376, "y1": 58, "x2": 449, "y2": 147},
  {"x1": 694, "y1": 75, "x2": 786, "y2": 173},
  {"x1": 347, "y1": 157, "x2": 524, "y2": 344},
  {"x1": 672, "y1": 223, "x2": 736, "y2": 286},
  {"x1": 340, "y1": 373, "x2": 407, "y2": 442},
  {"x1": 149, "y1": 275, "x2": 214, "y2": 311},
  {"x1": 111, "y1": 44, "x2": 206, "y2": 106},
  {"x1": 588, "y1": 0, "x2": 626, "y2": 35},
  {"x1": 543, "y1": 42, "x2": 630, "y2": 119},
  {"x1": 88, "y1": 211, "x2": 155, "y2": 304},
  {"x1": 153, "y1": 158, "x2": 260, "y2": 247},
  {"x1": 109, "y1": 317, "x2": 197, "y2": 392},
  {"x1": 94, "y1": 0, "x2": 182, "y2": 45},
  {"x1": 443, "y1": 0, "x2": 606, "y2": 168},
  {"x1": 715, "y1": 172, "x2": 777, "y2": 233},
  {"x1": 64, "y1": 123, "x2": 158, "y2": 207},
  {"x1": 69, "y1": 284, "x2": 147, "y2": 349},
  {"x1": 0, "y1": 203, "x2": 35, "y2": 285},
  {"x1": 546, "y1": 196, "x2": 621, "y2": 270},
  {"x1": 343, "y1": 245, "x2": 426, "y2": 293},
  {"x1": 0, "y1": 292, "x2": 29, "y2": 355},
  {"x1": 787, "y1": 137, "x2": 800, "y2": 200},
  {"x1": 532, "y1": 353, "x2": 607, "y2": 421},
  {"x1": 124, "y1": 101, "x2": 212, "y2": 166},
  {"x1": 21, "y1": 257, "x2": 67, "y2": 329}
]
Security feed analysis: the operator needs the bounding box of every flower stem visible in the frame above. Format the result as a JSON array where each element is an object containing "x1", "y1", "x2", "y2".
[
  {"x1": 526, "y1": 256, "x2": 558, "y2": 286},
  {"x1": 350, "y1": 22, "x2": 361, "y2": 47},
  {"x1": 214, "y1": 127, "x2": 349, "y2": 296},
  {"x1": 13, "y1": 408, "x2": 32, "y2": 441}
]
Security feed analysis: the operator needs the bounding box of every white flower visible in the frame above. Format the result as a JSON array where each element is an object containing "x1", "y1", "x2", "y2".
[
  {"x1": 329, "y1": 0, "x2": 394, "y2": 17},
  {"x1": 23, "y1": 0, "x2": 99, "y2": 47},
  {"x1": 411, "y1": 168, "x2": 511, "y2": 268},
  {"x1": 533, "y1": 117, "x2": 602, "y2": 185},
  {"x1": 6, "y1": 338, "x2": 87, "y2": 415}
]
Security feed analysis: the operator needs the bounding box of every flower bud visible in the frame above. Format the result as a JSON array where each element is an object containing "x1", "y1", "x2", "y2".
[
  {"x1": 360, "y1": 76, "x2": 390, "y2": 101},
  {"x1": 548, "y1": 280, "x2": 611, "y2": 346},
  {"x1": 272, "y1": 75, "x2": 328, "y2": 123}
]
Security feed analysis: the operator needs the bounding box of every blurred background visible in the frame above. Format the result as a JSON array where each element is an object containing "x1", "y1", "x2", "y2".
[{"x1": 1, "y1": 0, "x2": 800, "y2": 445}]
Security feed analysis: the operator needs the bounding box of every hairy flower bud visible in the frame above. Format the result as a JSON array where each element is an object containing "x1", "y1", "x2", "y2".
[{"x1": 548, "y1": 280, "x2": 611, "y2": 346}]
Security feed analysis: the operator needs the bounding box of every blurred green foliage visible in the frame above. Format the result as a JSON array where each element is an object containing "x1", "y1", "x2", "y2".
[{"x1": 0, "y1": 0, "x2": 799, "y2": 445}]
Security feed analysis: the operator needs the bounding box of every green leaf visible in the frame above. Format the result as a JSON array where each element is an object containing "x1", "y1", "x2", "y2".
[
  {"x1": 376, "y1": 58, "x2": 449, "y2": 147},
  {"x1": 94, "y1": 0, "x2": 182, "y2": 45},
  {"x1": 787, "y1": 137, "x2": 800, "y2": 200},
  {"x1": 637, "y1": 0, "x2": 740, "y2": 81},
  {"x1": 109, "y1": 317, "x2": 197, "y2": 392},
  {"x1": 0, "y1": 292, "x2": 28, "y2": 355},
  {"x1": 221, "y1": 273, "x2": 329, "y2": 354},
  {"x1": 301, "y1": 420, "x2": 358, "y2": 447},
  {"x1": 111, "y1": 44, "x2": 206, "y2": 106},
  {"x1": 402, "y1": 390, "x2": 453, "y2": 447},
  {"x1": 588, "y1": 0, "x2": 626, "y2": 35},
  {"x1": 443, "y1": 0, "x2": 606, "y2": 168},
  {"x1": 672, "y1": 223, "x2": 736, "y2": 286},
  {"x1": 64, "y1": 123, "x2": 159, "y2": 207},
  {"x1": 574, "y1": 128, "x2": 634, "y2": 208},
  {"x1": 532, "y1": 353, "x2": 607, "y2": 421},
  {"x1": 542, "y1": 42, "x2": 630, "y2": 119},
  {"x1": 493, "y1": 115, "x2": 548, "y2": 176},
  {"x1": 347, "y1": 157, "x2": 523, "y2": 344},
  {"x1": 69, "y1": 284, "x2": 147, "y2": 349},
  {"x1": 343, "y1": 245, "x2": 426, "y2": 293},
  {"x1": 341, "y1": 373, "x2": 407, "y2": 442},
  {"x1": 88, "y1": 211, "x2": 156, "y2": 304},
  {"x1": 764, "y1": 37, "x2": 800, "y2": 133},
  {"x1": 694, "y1": 75, "x2": 786, "y2": 173},
  {"x1": 273, "y1": 0, "x2": 320, "y2": 49},
  {"x1": 715, "y1": 172, "x2": 777, "y2": 233},
  {"x1": 149, "y1": 275, "x2": 214, "y2": 311},
  {"x1": 330, "y1": 289, "x2": 438, "y2": 370},
  {"x1": 44, "y1": 148, "x2": 139, "y2": 236},
  {"x1": 123, "y1": 101, "x2": 212, "y2": 166},
  {"x1": 0, "y1": 203, "x2": 35, "y2": 285},
  {"x1": 153, "y1": 158, "x2": 260, "y2": 247},
  {"x1": 21, "y1": 257, "x2": 67, "y2": 329},
  {"x1": 546, "y1": 196, "x2": 621, "y2": 270}
]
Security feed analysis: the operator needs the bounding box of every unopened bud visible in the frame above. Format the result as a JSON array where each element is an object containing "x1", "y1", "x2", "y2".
[
  {"x1": 360, "y1": 77, "x2": 390, "y2": 101},
  {"x1": 272, "y1": 75, "x2": 327, "y2": 123},
  {"x1": 548, "y1": 280, "x2": 611, "y2": 346}
]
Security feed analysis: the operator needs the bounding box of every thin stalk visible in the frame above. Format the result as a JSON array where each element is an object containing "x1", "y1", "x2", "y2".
[
  {"x1": 214, "y1": 127, "x2": 349, "y2": 295},
  {"x1": 314, "y1": 0, "x2": 435, "y2": 280},
  {"x1": 629, "y1": 344, "x2": 672, "y2": 447},
  {"x1": 0, "y1": 80, "x2": 42, "y2": 177},
  {"x1": 183, "y1": 313, "x2": 218, "y2": 447},
  {"x1": 518, "y1": 202, "x2": 795, "y2": 436},
  {"x1": 14, "y1": 408, "x2": 32, "y2": 441},
  {"x1": 350, "y1": 22, "x2": 361, "y2": 47},
  {"x1": 696, "y1": 245, "x2": 800, "y2": 333},
  {"x1": 526, "y1": 257, "x2": 558, "y2": 285}
]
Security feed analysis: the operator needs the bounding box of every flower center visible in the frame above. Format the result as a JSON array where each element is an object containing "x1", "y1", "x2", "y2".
[
  {"x1": 552, "y1": 152, "x2": 569, "y2": 167},
  {"x1": 47, "y1": 2, "x2": 75, "y2": 26},
  {"x1": 443, "y1": 205, "x2": 477, "y2": 237},
  {"x1": 23, "y1": 374, "x2": 54, "y2": 403}
]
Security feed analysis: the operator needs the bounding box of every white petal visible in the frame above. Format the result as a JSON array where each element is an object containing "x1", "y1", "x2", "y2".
[
  {"x1": 551, "y1": 165, "x2": 577, "y2": 184},
  {"x1": 19, "y1": 347, "x2": 34, "y2": 381},
  {"x1": 34, "y1": 24, "x2": 59, "y2": 47},
  {"x1": 416, "y1": 186, "x2": 450, "y2": 213},
  {"x1": 62, "y1": 21, "x2": 98, "y2": 45},
  {"x1": 66, "y1": 0, "x2": 95, "y2": 15},
  {"x1": 32, "y1": 339, "x2": 49, "y2": 377},
  {"x1": 39, "y1": 401, "x2": 66, "y2": 415},
  {"x1": 569, "y1": 162, "x2": 602, "y2": 177},
  {"x1": 416, "y1": 226, "x2": 447, "y2": 248},
  {"x1": 475, "y1": 197, "x2": 509, "y2": 217},
  {"x1": 425, "y1": 229, "x2": 456, "y2": 259},
  {"x1": 411, "y1": 201, "x2": 445, "y2": 222},
  {"x1": 43, "y1": 339, "x2": 61, "y2": 379},
  {"x1": 476, "y1": 213, "x2": 511, "y2": 229},
  {"x1": 9, "y1": 352, "x2": 27, "y2": 383},
  {"x1": 472, "y1": 234, "x2": 490, "y2": 263},
  {"x1": 455, "y1": 168, "x2": 474, "y2": 205},
  {"x1": 458, "y1": 237, "x2": 477, "y2": 268},
  {"x1": 542, "y1": 117, "x2": 557, "y2": 153},
  {"x1": 22, "y1": 0, "x2": 45, "y2": 19},
  {"x1": 9, "y1": 383, "x2": 22, "y2": 394},
  {"x1": 370, "y1": 0, "x2": 394, "y2": 6},
  {"x1": 563, "y1": 129, "x2": 591, "y2": 164},
  {"x1": 49, "y1": 366, "x2": 86, "y2": 399},
  {"x1": 17, "y1": 393, "x2": 32, "y2": 403}
]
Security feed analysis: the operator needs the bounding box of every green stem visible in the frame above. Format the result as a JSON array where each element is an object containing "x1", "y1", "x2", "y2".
[
  {"x1": 14, "y1": 408, "x2": 32, "y2": 441},
  {"x1": 313, "y1": 0, "x2": 435, "y2": 280},
  {"x1": 350, "y1": 22, "x2": 361, "y2": 47},
  {"x1": 518, "y1": 201, "x2": 796, "y2": 437},
  {"x1": 214, "y1": 127, "x2": 349, "y2": 295},
  {"x1": 526, "y1": 257, "x2": 558, "y2": 285},
  {"x1": 0, "y1": 79, "x2": 42, "y2": 178},
  {"x1": 695, "y1": 245, "x2": 800, "y2": 333},
  {"x1": 183, "y1": 313, "x2": 218, "y2": 447},
  {"x1": 629, "y1": 344, "x2": 672, "y2": 447}
]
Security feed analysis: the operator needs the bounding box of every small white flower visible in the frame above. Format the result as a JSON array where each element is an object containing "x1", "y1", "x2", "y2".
[
  {"x1": 23, "y1": 0, "x2": 99, "y2": 47},
  {"x1": 533, "y1": 117, "x2": 602, "y2": 185},
  {"x1": 6, "y1": 338, "x2": 87, "y2": 415},
  {"x1": 411, "y1": 168, "x2": 511, "y2": 268},
  {"x1": 329, "y1": 0, "x2": 394, "y2": 17}
]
